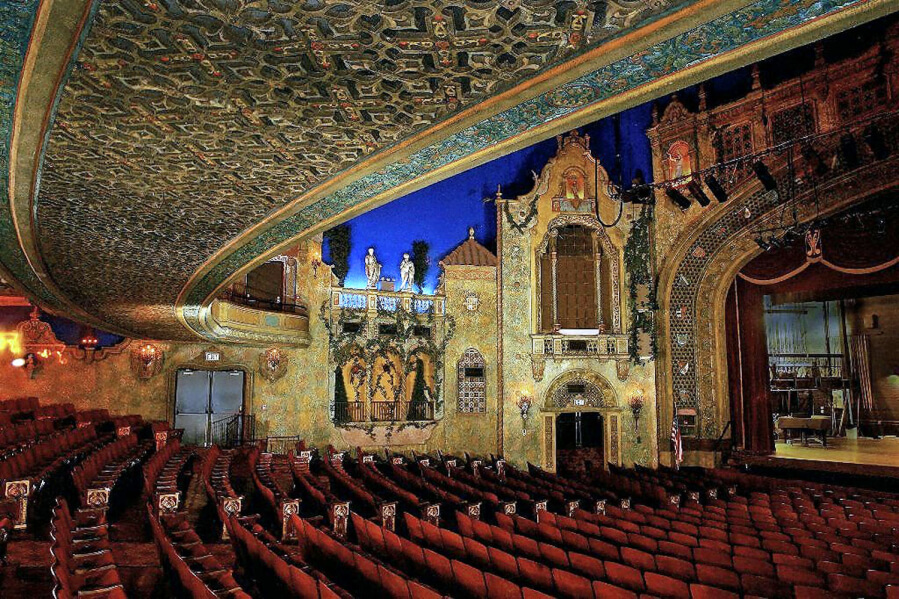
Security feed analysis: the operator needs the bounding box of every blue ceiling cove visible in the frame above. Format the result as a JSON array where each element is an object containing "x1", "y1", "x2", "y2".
[{"x1": 325, "y1": 103, "x2": 655, "y2": 293}]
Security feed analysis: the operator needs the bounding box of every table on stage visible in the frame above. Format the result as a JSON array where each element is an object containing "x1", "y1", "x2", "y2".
[{"x1": 776, "y1": 415, "x2": 831, "y2": 447}]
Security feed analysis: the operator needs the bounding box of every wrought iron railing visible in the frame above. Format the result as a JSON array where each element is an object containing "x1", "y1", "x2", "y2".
[
  {"x1": 333, "y1": 401, "x2": 366, "y2": 424},
  {"x1": 335, "y1": 400, "x2": 435, "y2": 424},
  {"x1": 210, "y1": 413, "x2": 256, "y2": 448}
]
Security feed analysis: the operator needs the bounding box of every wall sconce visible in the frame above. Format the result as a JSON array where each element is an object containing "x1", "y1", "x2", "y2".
[
  {"x1": 130, "y1": 343, "x2": 164, "y2": 380},
  {"x1": 517, "y1": 393, "x2": 532, "y2": 435},
  {"x1": 11, "y1": 352, "x2": 39, "y2": 379},
  {"x1": 629, "y1": 391, "x2": 645, "y2": 444},
  {"x1": 312, "y1": 258, "x2": 321, "y2": 277}
]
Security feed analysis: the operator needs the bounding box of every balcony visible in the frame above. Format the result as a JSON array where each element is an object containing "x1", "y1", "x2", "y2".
[
  {"x1": 532, "y1": 333, "x2": 629, "y2": 360},
  {"x1": 207, "y1": 286, "x2": 310, "y2": 346},
  {"x1": 334, "y1": 400, "x2": 436, "y2": 424}
]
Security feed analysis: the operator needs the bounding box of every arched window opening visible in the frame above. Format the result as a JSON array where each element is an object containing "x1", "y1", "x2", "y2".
[
  {"x1": 458, "y1": 348, "x2": 486, "y2": 413},
  {"x1": 539, "y1": 225, "x2": 601, "y2": 332}
]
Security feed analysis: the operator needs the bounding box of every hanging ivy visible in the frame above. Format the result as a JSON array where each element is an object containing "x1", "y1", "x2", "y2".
[
  {"x1": 320, "y1": 298, "x2": 456, "y2": 423},
  {"x1": 623, "y1": 206, "x2": 657, "y2": 362}
]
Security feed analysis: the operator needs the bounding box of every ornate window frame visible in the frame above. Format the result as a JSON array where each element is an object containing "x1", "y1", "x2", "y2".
[
  {"x1": 457, "y1": 348, "x2": 487, "y2": 414},
  {"x1": 535, "y1": 215, "x2": 622, "y2": 333}
]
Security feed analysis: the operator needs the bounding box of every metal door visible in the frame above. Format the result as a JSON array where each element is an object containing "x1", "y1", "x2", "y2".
[{"x1": 174, "y1": 369, "x2": 245, "y2": 446}]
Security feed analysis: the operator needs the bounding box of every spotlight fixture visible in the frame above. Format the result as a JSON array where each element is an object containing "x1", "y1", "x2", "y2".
[
  {"x1": 754, "y1": 237, "x2": 772, "y2": 251},
  {"x1": 666, "y1": 187, "x2": 691, "y2": 210},
  {"x1": 863, "y1": 125, "x2": 890, "y2": 160},
  {"x1": 839, "y1": 133, "x2": 859, "y2": 169},
  {"x1": 704, "y1": 174, "x2": 729, "y2": 203},
  {"x1": 752, "y1": 161, "x2": 777, "y2": 192},
  {"x1": 686, "y1": 180, "x2": 711, "y2": 207}
]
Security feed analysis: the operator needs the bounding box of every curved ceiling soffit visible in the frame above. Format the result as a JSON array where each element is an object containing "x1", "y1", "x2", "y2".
[
  {"x1": 179, "y1": 0, "x2": 894, "y2": 340},
  {"x1": 1, "y1": 0, "x2": 891, "y2": 342},
  {"x1": 0, "y1": 0, "x2": 138, "y2": 333}
]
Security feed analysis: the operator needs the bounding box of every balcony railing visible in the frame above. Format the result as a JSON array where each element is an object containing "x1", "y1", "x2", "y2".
[
  {"x1": 221, "y1": 283, "x2": 308, "y2": 315},
  {"x1": 532, "y1": 333, "x2": 629, "y2": 359},
  {"x1": 335, "y1": 400, "x2": 435, "y2": 424},
  {"x1": 331, "y1": 288, "x2": 444, "y2": 316}
]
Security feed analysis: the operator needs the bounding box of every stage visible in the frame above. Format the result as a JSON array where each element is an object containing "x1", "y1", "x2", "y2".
[{"x1": 739, "y1": 436, "x2": 899, "y2": 479}]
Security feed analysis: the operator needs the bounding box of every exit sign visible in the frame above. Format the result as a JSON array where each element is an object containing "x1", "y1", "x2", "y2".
[{"x1": 205, "y1": 351, "x2": 220, "y2": 362}]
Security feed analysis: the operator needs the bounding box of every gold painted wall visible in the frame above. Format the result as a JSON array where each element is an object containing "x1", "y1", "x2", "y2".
[
  {"x1": 430, "y1": 264, "x2": 499, "y2": 458},
  {"x1": 498, "y1": 132, "x2": 659, "y2": 469}
]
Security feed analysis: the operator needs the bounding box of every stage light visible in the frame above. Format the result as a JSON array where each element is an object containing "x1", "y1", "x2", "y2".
[
  {"x1": 11, "y1": 357, "x2": 25, "y2": 368},
  {"x1": 752, "y1": 161, "x2": 777, "y2": 191},
  {"x1": 666, "y1": 187, "x2": 691, "y2": 210},
  {"x1": 704, "y1": 175, "x2": 729, "y2": 203},
  {"x1": 839, "y1": 133, "x2": 859, "y2": 169},
  {"x1": 686, "y1": 180, "x2": 711, "y2": 207},
  {"x1": 755, "y1": 237, "x2": 772, "y2": 251},
  {"x1": 863, "y1": 125, "x2": 890, "y2": 160}
]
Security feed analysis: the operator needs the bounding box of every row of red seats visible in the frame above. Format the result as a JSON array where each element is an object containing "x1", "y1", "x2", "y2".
[
  {"x1": 71, "y1": 434, "x2": 152, "y2": 505},
  {"x1": 0, "y1": 417, "x2": 64, "y2": 453},
  {"x1": 321, "y1": 449, "x2": 382, "y2": 515},
  {"x1": 385, "y1": 461, "x2": 469, "y2": 513},
  {"x1": 148, "y1": 506, "x2": 251, "y2": 598},
  {"x1": 355, "y1": 510, "x2": 554, "y2": 599},
  {"x1": 357, "y1": 453, "x2": 431, "y2": 512},
  {"x1": 227, "y1": 513, "x2": 350, "y2": 598},
  {"x1": 251, "y1": 449, "x2": 297, "y2": 518},
  {"x1": 0, "y1": 426, "x2": 105, "y2": 484},
  {"x1": 291, "y1": 513, "x2": 447, "y2": 599},
  {"x1": 201, "y1": 445, "x2": 239, "y2": 501},
  {"x1": 33, "y1": 403, "x2": 76, "y2": 421},
  {"x1": 0, "y1": 396, "x2": 39, "y2": 413},
  {"x1": 50, "y1": 499, "x2": 125, "y2": 598},
  {"x1": 142, "y1": 438, "x2": 184, "y2": 497},
  {"x1": 527, "y1": 462, "x2": 647, "y2": 506}
]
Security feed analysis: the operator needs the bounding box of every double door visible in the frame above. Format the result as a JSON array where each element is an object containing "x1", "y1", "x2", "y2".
[{"x1": 174, "y1": 369, "x2": 245, "y2": 446}]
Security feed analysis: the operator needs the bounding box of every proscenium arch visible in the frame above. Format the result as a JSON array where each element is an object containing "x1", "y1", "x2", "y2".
[
  {"x1": 171, "y1": 2, "x2": 895, "y2": 343},
  {"x1": 540, "y1": 369, "x2": 622, "y2": 472},
  {"x1": 655, "y1": 153, "x2": 899, "y2": 465}
]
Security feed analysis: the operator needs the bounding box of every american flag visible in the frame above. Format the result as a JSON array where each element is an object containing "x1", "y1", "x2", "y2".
[{"x1": 671, "y1": 416, "x2": 684, "y2": 469}]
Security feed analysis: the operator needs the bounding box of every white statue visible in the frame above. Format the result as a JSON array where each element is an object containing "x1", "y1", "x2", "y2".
[
  {"x1": 399, "y1": 253, "x2": 415, "y2": 292},
  {"x1": 364, "y1": 247, "x2": 381, "y2": 289}
]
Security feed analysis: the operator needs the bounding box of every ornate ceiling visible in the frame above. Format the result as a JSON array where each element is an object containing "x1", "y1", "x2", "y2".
[{"x1": 1, "y1": 0, "x2": 894, "y2": 340}]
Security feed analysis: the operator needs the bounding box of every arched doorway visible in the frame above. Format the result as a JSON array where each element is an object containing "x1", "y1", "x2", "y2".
[
  {"x1": 540, "y1": 369, "x2": 622, "y2": 473},
  {"x1": 556, "y1": 411, "x2": 604, "y2": 478}
]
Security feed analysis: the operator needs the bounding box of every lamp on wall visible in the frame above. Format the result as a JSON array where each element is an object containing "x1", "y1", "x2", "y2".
[
  {"x1": 11, "y1": 352, "x2": 39, "y2": 379},
  {"x1": 629, "y1": 390, "x2": 645, "y2": 444},
  {"x1": 130, "y1": 343, "x2": 164, "y2": 380},
  {"x1": 517, "y1": 393, "x2": 532, "y2": 436}
]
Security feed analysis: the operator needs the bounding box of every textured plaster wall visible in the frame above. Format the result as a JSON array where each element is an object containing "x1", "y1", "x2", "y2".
[{"x1": 429, "y1": 265, "x2": 499, "y2": 458}]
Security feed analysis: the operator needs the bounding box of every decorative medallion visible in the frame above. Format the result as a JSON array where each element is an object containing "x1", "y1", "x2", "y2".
[
  {"x1": 259, "y1": 348, "x2": 289, "y2": 383},
  {"x1": 463, "y1": 291, "x2": 480, "y2": 312}
]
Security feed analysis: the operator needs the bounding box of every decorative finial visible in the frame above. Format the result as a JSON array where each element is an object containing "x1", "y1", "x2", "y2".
[
  {"x1": 751, "y1": 64, "x2": 761, "y2": 90},
  {"x1": 698, "y1": 84, "x2": 707, "y2": 112},
  {"x1": 468, "y1": 227, "x2": 475, "y2": 240},
  {"x1": 495, "y1": 184, "x2": 503, "y2": 199},
  {"x1": 651, "y1": 102, "x2": 659, "y2": 125}
]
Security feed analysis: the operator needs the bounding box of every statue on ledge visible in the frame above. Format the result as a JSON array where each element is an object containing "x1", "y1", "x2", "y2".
[
  {"x1": 365, "y1": 247, "x2": 381, "y2": 289},
  {"x1": 399, "y1": 253, "x2": 415, "y2": 292}
]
